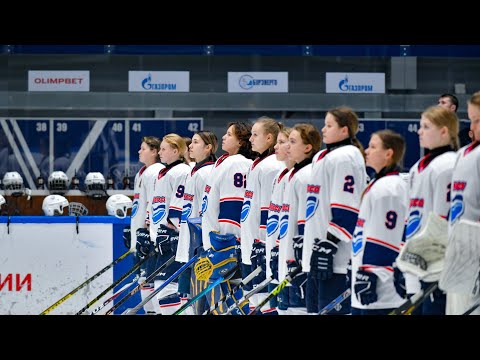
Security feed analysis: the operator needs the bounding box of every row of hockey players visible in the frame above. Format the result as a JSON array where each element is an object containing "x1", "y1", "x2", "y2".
[{"x1": 125, "y1": 93, "x2": 479, "y2": 315}]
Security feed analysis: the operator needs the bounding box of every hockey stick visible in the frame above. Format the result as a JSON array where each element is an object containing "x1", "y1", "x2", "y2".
[
  {"x1": 107, "y1": 253, "x2": 179, "y2": 315},
  {"x1": 40, "y1": 249, "x2": 133, "y2": 315},
  {"x1": 248, "y1": 266, "x2": 303, "y2": 315},
  {"x1": 462, "y1": 298, "x2": 480, "y2": 315},
  {"x1": 173, "y1": 265, "x2": 239, "y2": 315},
  {"x1": 388, "y1": 282, "x2": 438, "y2": 315},
  {"x1": 318, "y1": 288, "x2": 351, "y2": 315},
  {"x1": 75, "y1": 250, "x2": 156, "y2": 315},
  {"x1": 88, "y1": 274, "x2": 140, "y2": 315},
  {"x1": 223, "y1": 275, "x2": 273, "y2": 315},
  {"x1": 203, "y1": 266, "x2": 262, "y2": 315},
  {"x1": 122, "y1": 254, "x2": 197, "y2": 315}
]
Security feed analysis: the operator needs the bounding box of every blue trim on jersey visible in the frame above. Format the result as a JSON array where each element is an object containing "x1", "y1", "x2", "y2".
[
  {"x1": 168, "y1": 208, "x2": 182, "y2": 220},
  {"x1": 331, "y1": 208, "x2": 357, "y2": 236},
  {"x1": 363, "y1": 241, "x2": 398, "y2": 267},
  {"x1": 260, "y1": 209, "x2": 268, "y2": 227},
  {"x1": 298, "y1": 223, "x2": 305, "y2": 236},
  {"x1": 219, "y1": 200, "x2": 243, "y2": 223}
]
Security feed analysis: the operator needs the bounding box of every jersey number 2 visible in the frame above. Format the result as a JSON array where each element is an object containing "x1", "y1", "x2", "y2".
[{"x1": 343, "y1": 175, "x2": 354, "y2": 193}]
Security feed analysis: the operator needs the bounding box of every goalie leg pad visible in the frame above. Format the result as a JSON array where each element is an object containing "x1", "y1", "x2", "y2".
[
  {"x1": 440, "y1": 219, "x2": 480, "y2": 294},
  {"x1": 219, "y1": 281, "x2": 250, "y2": 315},
  {"x1": 194, "y1": 232, "x2": 237, "y2": 281}
]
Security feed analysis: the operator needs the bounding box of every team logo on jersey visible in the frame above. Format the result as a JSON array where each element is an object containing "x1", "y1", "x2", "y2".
[
  {"x1": 241, "y1": 201, "x2": 251, "y2": 223},
  {"x1": 266, "y1": 214, "x2": 279, "y2": 236},
  {"x1": 152, "y1": 196, "x2": 167, "y2": 224},
  {"x1": 305, "y1": 196, "x2": 319, "y2": 221},
  {"x1": 131, "y1": 200, "x2": 139, "y2": 218},
  {"x1": 406, "y1": 210, "x2": 422, "y2": 238},
  {"x1": 278, "y1": 214, "x2": 289, "y2": 240},
  {"x1": 352, "y1": 230, "x2": 363, "y2": 256},
  {"x1": 449, "y1": 194, "x2": 464, "y2": 224},
  {"x1": 180, "y1": 203, "x2": 192, "y2": 224}
]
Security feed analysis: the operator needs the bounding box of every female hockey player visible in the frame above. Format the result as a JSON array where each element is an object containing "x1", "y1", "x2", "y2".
[
  {"x1": 131, "y1": 136, "x2": 164, "y2": 314},
  {"x1": 303, "y1": 106, "x2": 366, "y2": 315},
  {"x1": 197, "y1": 121, "x2": 255, "y2": 315},
  {"x1": 404, "y1": 106, "x2": 458, "y2": 315},
  {"x1": 278, "y1": 123, "x2": 322, "y2": 315},
  {"x1": 440, "y1": 91, "x2": 480, "y2": 315},
  {"x1": 351, "y1": 130, "x2": 408, "y2": 315},
  {"x1": 175, "y1": 131, "x2": 217, "y2": 312},
  {"x1": 266, "y1": 126, "x2": 294, "y2": 314},
  {"x1": 142, "y1": 134, "x2": 190, "y2": 315},
  {"x1": 240, "y1": 116, "x2": 283, "y2": 314}
]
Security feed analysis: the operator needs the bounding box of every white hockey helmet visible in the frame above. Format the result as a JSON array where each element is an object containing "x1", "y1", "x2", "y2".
[
  {"x1": 42, "y1": 195, "x2": 70, "y2": 216},
  {"x1": 3, "y1": 171, "x2": 24, "y2": 195},
  {"x1": 106, "y1": 194, "x2": 133, "y2": 218},
  {"x1": 48, "y1": 171, "x2": 69, "y2": 194},
  {"x1": 84, "y1": 172, "x2": 106, "y2": 198}
]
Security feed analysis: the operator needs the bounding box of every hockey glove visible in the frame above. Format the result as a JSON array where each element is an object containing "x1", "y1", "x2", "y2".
[
  {"x1": 123, "y1": 226, "x2": 131, "y2": 250},
  {"x1": 270, "y1": 245, "x2": 279, "y2": 280},
  {"x1": 292, "y1": 235, "x2": 304, "y2": 266},
  {"x1": 287, "y1": 260, "x2": 306, "y2": 307},
  {"x1": 250, "y1": 240, "x2": 266, "y2": 273},
  {"x1": 354, "y1": 269, "x2": 378, "y2": 305},
  {"x1": 393, "y1": 263, "x2": 407, "y2": 299},
  {"x1": 155, "y1": 224, "x2": 179, "y2": 255},
  {"x1": 310, "y1": 234, "x2": 339, "y2": 281},
  {"x1": 136, "y1": 228, "x2": 153, "y2": 258}
]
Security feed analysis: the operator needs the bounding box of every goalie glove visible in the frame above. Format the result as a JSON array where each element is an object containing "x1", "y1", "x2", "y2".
[{"x1": 396, "y1": 212, "x2": 448, "y2": 282}]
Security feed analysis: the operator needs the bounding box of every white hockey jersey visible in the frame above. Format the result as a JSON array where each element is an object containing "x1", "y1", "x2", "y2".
[
  {"x1": 131, "y1": 162, "x2": 164, "y2": 250},
  {"x1": 201, "y1": 154, "x2": 253, "y2": 250},
  {"x1": 278, "y1": 159, "x2": 312, "y2": 282},
  {"x1": 303, "y1": 144, "x2": 366, "y2": 274},
  {"x1": 240, "y1": 153, "x2": 284, "y2": 265},
  {"x1": 265, "y1": 166, "x2": 290, "y2": 280},
  {"x1": 405, "y1": 147, "x2": 456, "y2": 293},
  {"x1": 406, "y1": 146, "x2": 456, "y2": 238},
  {"x1": 449, "y1": 141, "x2": 480, "y2": 225},
  {"x1": 175, "y1": 157, "x2": 215, "y2": 263},
  {"x1": 351, "y1": 169, "x2": 408, "y2": 310},
  {"x1": 149, "y1": 160, "x2": 190, "y2": 241}
]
